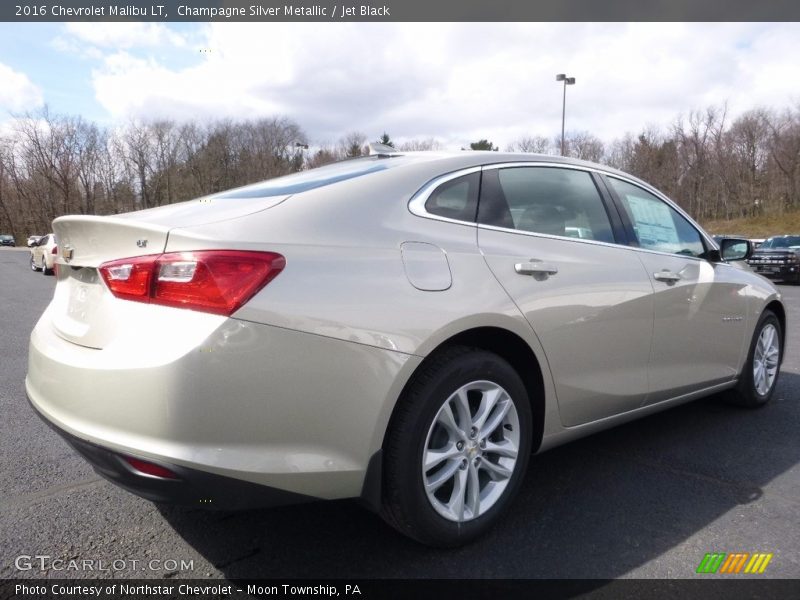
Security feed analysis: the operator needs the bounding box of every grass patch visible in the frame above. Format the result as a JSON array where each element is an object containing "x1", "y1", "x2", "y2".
[{"x1": 701, "y1": 210, "x2": 800, "y2": 239}]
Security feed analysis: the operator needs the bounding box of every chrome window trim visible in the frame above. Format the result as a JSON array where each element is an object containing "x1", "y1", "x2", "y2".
[{"x1": 407, "y1": 161, "x2": 716, "y2": 259}]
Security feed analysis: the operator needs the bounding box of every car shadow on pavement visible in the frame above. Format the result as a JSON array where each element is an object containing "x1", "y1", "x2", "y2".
[{"x1": 158, "y1": 372, "x2": 800, "y2": 579}]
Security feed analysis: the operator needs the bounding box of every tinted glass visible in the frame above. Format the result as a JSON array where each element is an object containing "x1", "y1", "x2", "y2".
[
  {"x1": 424, "y1": 172, "x2": 480, "y2": 222},
  {"x1": 479, "y1": 167, "x2": 614, "y2": 243},
  {"x1": 760, "y1": 236, "x2": 800, "y2": 249},
  {"x1": 608, "y1": 177, "x2": 706, "y2": 258}
]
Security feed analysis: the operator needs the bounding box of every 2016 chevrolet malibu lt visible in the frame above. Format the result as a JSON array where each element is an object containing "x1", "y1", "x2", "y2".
[{"x1": 27, "y1": 151, "x2": 784, "y2": 546}]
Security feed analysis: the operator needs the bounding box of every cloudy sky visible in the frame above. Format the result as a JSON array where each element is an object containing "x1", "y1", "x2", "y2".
[{"x1": 0, "y1": 22, "x2": 799, "y2": 149}]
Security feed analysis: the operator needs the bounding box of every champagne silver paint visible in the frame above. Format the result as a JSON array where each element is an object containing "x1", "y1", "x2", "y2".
[{"x1": 26, "y1": 151, "x2": 785, "y2": 546}]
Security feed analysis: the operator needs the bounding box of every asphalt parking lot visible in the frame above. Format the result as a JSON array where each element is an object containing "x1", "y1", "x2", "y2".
[{"x1": 1, "y1": 246, "x2": 799, "y2": 580}]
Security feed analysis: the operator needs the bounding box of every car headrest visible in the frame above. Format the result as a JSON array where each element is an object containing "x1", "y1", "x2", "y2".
[{"x1": 517, "y1": 205, "x2": 565, "y2": 236}]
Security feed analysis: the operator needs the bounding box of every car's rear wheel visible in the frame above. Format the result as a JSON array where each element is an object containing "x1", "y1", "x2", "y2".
[
  {"x1": 381, "y1": 346, "x2": 532, "y2": 547},
  {"x1": 727, "y1": 310, "x2": 781, "y2": 408}
]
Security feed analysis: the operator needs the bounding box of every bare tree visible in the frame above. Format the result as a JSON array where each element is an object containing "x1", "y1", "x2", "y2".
[
  {"x1": 339, "y1": 131, "x2": 367, "y2": 158},
  {"x1": 767, "y1": 106, "x2": 800, "y2": 211},
  {"x1": 506, "y1": 135, "x2": 551, "y2": 154},
  {"x1": 397, "y1": 138, "x2": 443, "y2": 151},
  {"x1": 560, "y1": 131, "x2": 605, "y2": 163}
]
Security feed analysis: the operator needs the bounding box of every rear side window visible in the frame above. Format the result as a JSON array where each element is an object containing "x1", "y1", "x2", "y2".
[
  {"x1": 608, "y1": 177, "x2": 706, "y2": 258},
  {"x1": 478, "y1": 166, "x2": 615, "y2": 243},
  {"x1": 424, "y1": 172, "x2": 480, "y2": 222}
]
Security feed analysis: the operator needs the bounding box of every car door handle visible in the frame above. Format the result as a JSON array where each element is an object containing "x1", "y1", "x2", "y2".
[
  {"x1": 515, "y1": 261, "x2": 559, "y2": 276},
  {"x1": 653, "y1": 270, "x2": 682, "y2": 283}
]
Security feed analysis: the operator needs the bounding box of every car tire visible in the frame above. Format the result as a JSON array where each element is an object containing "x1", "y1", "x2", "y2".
[
  {"x1": 727, "y1": 310, "x2": 781, "y2": 408},
  {"x1": 30, "y1": 254, "x2": 39, "y2": 271},
  {"x1": 42, "y1": 257, "x2": 51, "y2": 276},
  {"x1": 381, "y1": 345, "x2": 532, "y2": 547}
]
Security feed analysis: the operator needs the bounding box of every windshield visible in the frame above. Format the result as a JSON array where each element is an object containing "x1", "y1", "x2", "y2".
[
  {"x1": 212, "y1": 156, "x2": 410, "y2": 200},
  {"x1": 760, "y1": 236, "x2": 800, "y2": 249}
]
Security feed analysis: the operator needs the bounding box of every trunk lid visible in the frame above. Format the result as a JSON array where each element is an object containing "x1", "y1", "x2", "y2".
[{"x1": 49, "y1": 195, "x2": 289, "y2": 349}]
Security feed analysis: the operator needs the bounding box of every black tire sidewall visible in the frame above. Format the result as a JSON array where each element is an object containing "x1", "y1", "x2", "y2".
[{"x1": 387, "y1": 350, "x2": 532, "y2": 546}]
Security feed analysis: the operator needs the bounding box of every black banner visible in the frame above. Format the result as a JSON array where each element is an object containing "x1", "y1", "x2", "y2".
[
  {"x1": 2, "y1": 579, "x2": 800, "y2": 600},
  {"x1": 3, "y1": 0, "x2": 800, "y2": 22}
]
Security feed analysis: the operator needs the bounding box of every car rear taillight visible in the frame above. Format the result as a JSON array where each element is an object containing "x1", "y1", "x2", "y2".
[{"x1": 99, "y1": 250, "x2": 285, "y2": 316}]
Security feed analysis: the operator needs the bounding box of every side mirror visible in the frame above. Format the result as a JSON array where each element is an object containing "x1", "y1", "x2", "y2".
[{"x1": 719, "y1": 238, "x2": 752, "y2": 262}]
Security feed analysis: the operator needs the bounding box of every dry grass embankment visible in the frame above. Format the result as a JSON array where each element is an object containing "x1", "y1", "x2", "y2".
[{"x1": 702, "y1": 210, "x2": 800, "y2": 239}]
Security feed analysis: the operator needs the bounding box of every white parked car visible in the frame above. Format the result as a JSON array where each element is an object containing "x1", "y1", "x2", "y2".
[{"x1": 30, "y1": 233, "x2": 57, "y2": 275}]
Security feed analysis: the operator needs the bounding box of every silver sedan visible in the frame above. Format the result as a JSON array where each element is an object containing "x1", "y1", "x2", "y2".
[{"x1": 27, "y1": 151, "x2": 784, "y2": 547}]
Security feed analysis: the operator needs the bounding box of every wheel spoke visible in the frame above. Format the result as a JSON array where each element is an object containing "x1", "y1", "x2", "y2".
[
  {"x1": 446, "y1": 467, "x2": 468, "y2": 521},
  {"x1": 472, "y1": 387, "x2": 503, "y2": 432},
  {"x1": 754, "y1": 366, "x2": 765, "y2": 394},
  {"x1": 425, "y1": 459, "x2": 461, "y2": 493},
  {"x1": 424, "y1": 443, "x2": 461, "y2": 471},
  {"x1": 764, "y1": 327, "x2": 775, "y2": 353},
  {"x1": 485, "y1": 439, "x2": 518, "y2": 459},
  {"x1": 466, "y1": 462, "x2": 481, "y2": 517},
  {"x1": 480, "y1": 399, "x2": 512, "y2": 438},
  {"x1": 453, "y1": 389, "x2": 472, "y2": 434},
  {"x1": 436, "y1": 403, "x2": 463, "y2": 438},
  {"x1": 480, "y1": 458, "x2": 512, "y2": 481},
  {"x1": 764, "y1": 348, "x2": 779, "y2": 369}
]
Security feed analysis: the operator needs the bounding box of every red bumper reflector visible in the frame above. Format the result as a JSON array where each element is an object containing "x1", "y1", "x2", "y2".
[{"x1": 124, "y1": 457, "x2": 179, "y2": 480}]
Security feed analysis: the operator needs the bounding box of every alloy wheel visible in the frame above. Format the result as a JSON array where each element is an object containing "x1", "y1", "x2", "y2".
[
  {"x1": 753, "y1": 323, "x2": 779, "y2": 396},
  {"x1": 422, "y1": 380, "x2": 520, "y2": 522}
]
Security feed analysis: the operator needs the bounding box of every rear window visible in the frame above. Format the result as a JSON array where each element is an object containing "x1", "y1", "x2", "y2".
[{"x1": 213, "y1": 157, "x2": 408, "y2": 199}]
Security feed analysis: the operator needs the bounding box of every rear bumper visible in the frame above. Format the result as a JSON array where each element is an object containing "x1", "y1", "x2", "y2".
[
  {"x1": 26, "y1": 303, "x2": 418, "y2": 501},
  {"x1": 28, "y1": 394, "x2": 314, "y2": 510}
]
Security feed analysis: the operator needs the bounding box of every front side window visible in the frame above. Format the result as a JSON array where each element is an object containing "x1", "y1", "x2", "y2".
[
  {"x1": 608, "y1": 177, "x2": 706, "y2": 258},
  {"x1": 478, "y1": 166, "x2": 615, "y2": 243}
]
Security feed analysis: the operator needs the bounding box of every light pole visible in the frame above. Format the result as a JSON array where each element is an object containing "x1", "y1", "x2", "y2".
[{"x1": 556, "y1": 73, "x2": 575, "y2": 156}]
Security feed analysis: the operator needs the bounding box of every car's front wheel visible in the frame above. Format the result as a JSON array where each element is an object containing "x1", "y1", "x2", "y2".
[
  {"x1": 728, "y1": 310, "x2": 782, "y2": 408},
  {"x1": 30, "y1": 254, "x2": 39, "y2": 271},
  {"x1": 381, "y1": 346, "x2": 532, "y2": 547},
  {"x1": 42, "y1": 257, "x2": 51, "y2": 276}
]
